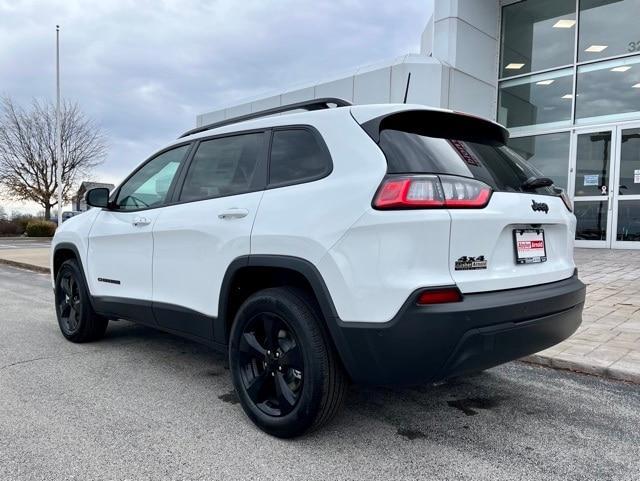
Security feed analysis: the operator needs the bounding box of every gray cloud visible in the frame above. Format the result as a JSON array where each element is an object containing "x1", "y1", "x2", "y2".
[{"x1": 0, "y1": 0, "x2": 428, "y2": 200}]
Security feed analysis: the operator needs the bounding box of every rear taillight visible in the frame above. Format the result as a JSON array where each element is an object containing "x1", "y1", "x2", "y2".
[
  {"x1": 560, "y1": 190, "x2": 573, "y2": 212},
  {"x1": 373, "y1": 175, "x2": 492, "y2": 209},
  {"x1": 417, "y1": 287, "x2": 462, "y2": 305}
]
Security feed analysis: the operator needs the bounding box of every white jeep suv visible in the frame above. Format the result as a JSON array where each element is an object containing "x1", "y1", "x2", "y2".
[{"x1": 51, "y1": 99, "x2": 585, "y2": 438}]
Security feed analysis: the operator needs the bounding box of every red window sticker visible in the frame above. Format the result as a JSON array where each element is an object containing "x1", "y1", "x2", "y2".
[{"x1": 449, "y1": 140, "x2": 480, "y2": 166}]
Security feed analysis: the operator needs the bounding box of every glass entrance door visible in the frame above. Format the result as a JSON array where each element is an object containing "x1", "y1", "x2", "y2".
[
  {"x1": 612, "y1": 125, "x2": 640, "y2": 248},
  {"x1": 573, "y1": 129, "x2": 615, "y2": 248},
  {"x1": 572, "y1": 125, "x2": 640, "y2": 249}
]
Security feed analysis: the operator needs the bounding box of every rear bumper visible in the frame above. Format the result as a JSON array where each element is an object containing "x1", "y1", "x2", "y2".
[{"x1": 332, "y1": 271, "x2": 585, "y2": 386}]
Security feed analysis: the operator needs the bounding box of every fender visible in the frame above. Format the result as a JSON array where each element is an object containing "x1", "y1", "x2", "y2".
[
  {"x1": 218, "y1": 255, "x2": 339, "y2": 332},
  {"x1": 217, "y1": 255, "x2": 359, "y2": 379},
  {"x1": 52, "y1": 242, "x2": 101, "y2": 313},
  {"x1": 52, "y1": 242, "x2": 87, "y2": 288}
]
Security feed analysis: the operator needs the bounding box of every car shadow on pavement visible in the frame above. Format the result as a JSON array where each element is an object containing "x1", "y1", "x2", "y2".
[{"x1": 96, "y1": 319, "x2": 632, "y2": 449}]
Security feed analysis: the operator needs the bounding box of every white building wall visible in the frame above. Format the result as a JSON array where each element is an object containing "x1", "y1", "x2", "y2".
[
  {"x1": 197, "y1": 0, "x2": 501, "y2": 126},
  {"x1": 314, "y1": 78, "x2": 353, "y2": 102},
  {"x1": 429, "y1": 0, "x2": 500, "y2": 119}
]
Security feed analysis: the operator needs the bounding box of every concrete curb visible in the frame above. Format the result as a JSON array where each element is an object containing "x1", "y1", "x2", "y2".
[
  {"x1": 0, "y1": 237, "x2": 52, "y2": 240},
  {"x1": 0, "y1": 258, "x2": 50, "y2": 274},
  {"x1": 522, "y1": 354, "x2": 640, "y2": 384}
]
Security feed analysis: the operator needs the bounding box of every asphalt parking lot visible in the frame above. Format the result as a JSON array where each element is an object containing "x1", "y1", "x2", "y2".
[{"x1": 1, "y1": 265, "x2": 639, "y2": 481}]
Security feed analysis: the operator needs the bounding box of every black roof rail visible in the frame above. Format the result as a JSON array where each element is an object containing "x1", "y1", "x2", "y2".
[{"x1": 179, "y1": 97, "x2": 352, "y2": 138}]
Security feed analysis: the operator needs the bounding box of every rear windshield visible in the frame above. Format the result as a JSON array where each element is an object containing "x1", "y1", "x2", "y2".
[{"x1": 378, "y1": 129, "x2": 557, "y2": 195}]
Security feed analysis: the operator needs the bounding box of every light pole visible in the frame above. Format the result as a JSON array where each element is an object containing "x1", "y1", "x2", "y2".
[{"x1": 55, "y1": 25, "x2": 62, "y2": 224}]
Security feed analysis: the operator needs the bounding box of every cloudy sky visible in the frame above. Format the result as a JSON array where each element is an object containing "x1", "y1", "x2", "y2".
[{"x1": 0, "y1": 0, "x2": 429, "y2": 214}]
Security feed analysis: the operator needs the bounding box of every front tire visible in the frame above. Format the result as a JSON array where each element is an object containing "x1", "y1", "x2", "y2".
[
  {"x1": 55, "y1": 259, "x2": 108, "y2": 342},
  {"x1": 229, "y1": 287, "x2": 347, "y2": 438}
]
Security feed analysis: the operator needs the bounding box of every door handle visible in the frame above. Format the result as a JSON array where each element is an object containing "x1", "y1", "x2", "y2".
[
  {"x1": 132, "y1": 217, "x2": 151, "y2": 227},
  {"x1": 218, "y1": 208, "x2": 249, "y2": 220}
]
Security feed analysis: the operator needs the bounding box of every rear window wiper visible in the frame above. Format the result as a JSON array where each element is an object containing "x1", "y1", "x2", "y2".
[{"x1": 521, "y1": 176, "x2": 553, "y2": 191}]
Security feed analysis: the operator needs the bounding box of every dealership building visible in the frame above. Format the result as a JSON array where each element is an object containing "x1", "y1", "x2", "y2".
[{"x1": 198, "y1": 0, "x2": 640, "y2": 249}]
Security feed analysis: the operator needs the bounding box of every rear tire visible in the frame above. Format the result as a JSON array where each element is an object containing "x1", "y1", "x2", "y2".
[
  {"x1": 55, "y1": 259, "x2": 108, "y2": 343},
  {"x1": 229, "y1": 287, "x2": 348, "y2": 438}
]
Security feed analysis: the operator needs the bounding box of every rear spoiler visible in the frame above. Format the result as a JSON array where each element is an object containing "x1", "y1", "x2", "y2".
[{"x1": 359, "y1": 109, "x2": 509, "y2": 146}]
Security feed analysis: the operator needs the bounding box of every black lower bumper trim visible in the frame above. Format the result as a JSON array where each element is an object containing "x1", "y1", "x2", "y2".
[
  {"x1": 438, "y1": 303, "x2": 581, "y2": 380},
  {"x1": 333, "y1": 272, "x2": 585, "y2": 386}
]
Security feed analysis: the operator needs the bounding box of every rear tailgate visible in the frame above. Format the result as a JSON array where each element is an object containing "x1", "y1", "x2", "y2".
[
  {"x1": 355, "y1": 105, "x2": 577, "y2": 294},
  {"x1": 449, "y1": 192, "x2": 575, "y2": 293}
]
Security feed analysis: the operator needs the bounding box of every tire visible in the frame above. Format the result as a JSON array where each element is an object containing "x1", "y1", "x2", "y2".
[
  {"x1": 54, "y1": 259, "x2": 109, "y2": 343},
  {"x1": 229, "y1": 287, "x2": 348, "y2": 438}
]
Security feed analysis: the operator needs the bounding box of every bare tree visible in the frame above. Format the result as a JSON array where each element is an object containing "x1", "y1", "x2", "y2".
[{"x1": 0, "y1": 97, "x2": 106, "y2": 219}]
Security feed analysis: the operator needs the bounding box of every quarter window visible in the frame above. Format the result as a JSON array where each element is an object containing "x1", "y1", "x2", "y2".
[
  {"x1": 116, "y1": 144, "x2": 189, "y2": 210},
  {"x1": 179, "y1": 133, "x2": 264, "y2": 202},
  {"x1": 269, "y1": 129, "x2": 330, "y2": 185}
]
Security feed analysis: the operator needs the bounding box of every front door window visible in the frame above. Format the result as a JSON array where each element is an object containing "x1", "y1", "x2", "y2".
[{"x1": 116, "y1": 145, "x2": 190, "y2": 210}]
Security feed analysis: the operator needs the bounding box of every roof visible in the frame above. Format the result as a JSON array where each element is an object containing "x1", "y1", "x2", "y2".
[
  {"x1": 75, "y1": 182, "x2": 115, "y2": 196},
  {"x1": 180, "y1": 98, "x2": 351, "y2": 138},
  {"x1": 179, "y1": 103, "x2": 507, "y2": 144}
]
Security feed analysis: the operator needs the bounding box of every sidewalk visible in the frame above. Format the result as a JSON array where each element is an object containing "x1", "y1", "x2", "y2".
[
  {"x1": 525, "y1": 248, "x2": 640, "y2": 383},
  {"x1": 0, "y1": 245, "x2": 639, "y2": 383},
  {"x1": 0, "y1": 247, "x2": 50, "y2": 273}
]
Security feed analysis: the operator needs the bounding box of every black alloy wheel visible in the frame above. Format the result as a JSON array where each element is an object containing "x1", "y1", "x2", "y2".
[
  {"x1": 237, "y1": 312, "x2": 304, "y2": 416},
  {"x1": 57, "y1": 270, "x2": 83, "y2": 335},
  {"x1": 55, "y1": 259, "x2": 109, "y2": 342},
  {"x1": 229, "y1": 287, "x2": 348, "y2": 438}
]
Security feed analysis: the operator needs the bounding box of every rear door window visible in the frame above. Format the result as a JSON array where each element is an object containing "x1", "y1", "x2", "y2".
[
  {"x1": 179, "y1": 132, "x2": 264, "y2": 202},
  {"x1": 268, "y1": 129, "x2": 331, "y2": 186}
]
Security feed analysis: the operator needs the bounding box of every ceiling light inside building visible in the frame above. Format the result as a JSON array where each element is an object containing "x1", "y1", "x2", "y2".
[
  {"x1": 585, "y1": 45, "x2": 608, "y2": 52},
  {"x1": 553, "y1": 19, "x2": 576, "y2": 28},
  {"x1": 562, "y1": 94, "x2": 574, "y2": 99},
  {"x1": 536, "y1": 79, "x2": 555, "y2": 85},
  {"x1": 633, "y1": 83, "x2": 640, "y2": 88},
  {"x1": 505, "y1": 63, "x2": 525, "y2": 70},
  {"x1": 611, "y1": 66, "x2": 631, "y2": 72}
]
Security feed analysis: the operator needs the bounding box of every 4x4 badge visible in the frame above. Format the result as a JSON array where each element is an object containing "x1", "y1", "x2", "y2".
[
  {"x1": 531, "y1": 200, "x2": 549, "y2": 214},
  {"x1": 455, "y1": 256, "x2": 487, "y2": 271}
]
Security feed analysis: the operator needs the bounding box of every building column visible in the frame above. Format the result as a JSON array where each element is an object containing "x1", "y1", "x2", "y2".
[{"x1": 424, "y1": 0, "x2": 500, "y2": 120}]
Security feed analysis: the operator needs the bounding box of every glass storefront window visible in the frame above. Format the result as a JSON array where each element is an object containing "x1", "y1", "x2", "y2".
[
  {"x1": 499, "y1": 1, "x2": 640, "y2": 247},
  {"x1": 498, "y1": 68, "x2": 573, "y2": 129},
  {"x1": 617, "y1": 200, "x2": 640, "y2": 241},
  {"x1": 575, "y1": 131, "x2": 612, "y2": 197},
  {"x1": 619, "y1": 128, "x2": 640, "y2": 196},
  {"x1": 507, "y1": 132, "x2": 570, "y2": 190},
  {"x1": 575, "y1": 57, "x2": 640, "y2": 123},
  {"x1": 500, "y1": 0, "x2": 576, "y2": 78},
  {"x1": 575, "y1": 201, "x2": 608, "y2": 240},
  {"x1": 579, "y1": 0, "x2": 640, "y2": 62}
]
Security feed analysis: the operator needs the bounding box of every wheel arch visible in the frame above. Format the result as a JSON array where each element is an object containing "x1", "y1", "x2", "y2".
[
  {"x1": 218, "y1": 255, "x2": 356, "y2": 379},
  {"x1": 219, "y1": 255, "x2": 339, "y2": 337},
  {"x1": 52, "y1": 243, "x2": 91, "y2": 293}
]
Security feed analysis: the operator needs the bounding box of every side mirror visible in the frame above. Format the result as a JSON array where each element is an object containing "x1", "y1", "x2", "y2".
[{"x1": 86, "y1": 187, "x2": 110, "y2": 208}]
